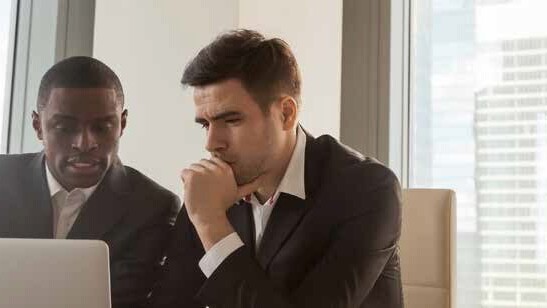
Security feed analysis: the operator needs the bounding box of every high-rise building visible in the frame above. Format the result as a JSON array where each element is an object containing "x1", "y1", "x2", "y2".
[
  {"x1": 412, "y1": 1, "x2": 481, "y2": 306},
  {"x1": 475, "y1": 36, "x2": 547, "y2": 307}
]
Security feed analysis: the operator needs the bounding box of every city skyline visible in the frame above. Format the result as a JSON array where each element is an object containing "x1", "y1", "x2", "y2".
[{"x1": 412, "y1": 0, "x2": 547, "y2": 307}]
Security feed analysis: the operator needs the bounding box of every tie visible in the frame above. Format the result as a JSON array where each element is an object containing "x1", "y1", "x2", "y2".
[{"x1": 232, "y1": 199, "x2": 256, "y2": 254}]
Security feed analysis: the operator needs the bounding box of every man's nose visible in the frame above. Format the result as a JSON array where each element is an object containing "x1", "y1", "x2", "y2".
[
  {"x1": 72, "y1": 129, "x2": 98, "y2": 152},
  {"x1": 204, "y1": 125, "x2": 227, "y2": 153}
]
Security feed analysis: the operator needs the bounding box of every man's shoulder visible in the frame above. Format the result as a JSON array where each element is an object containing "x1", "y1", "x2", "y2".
[
  {"x1": 309, "y1": 135, "x2": 401, "y2": 219},
  {"x1": 120, "y1": 165, "x2": 176, "y2": 196},
  {"x1": 310, "y1": 134, "x2": 400, "y2": 201},
  {"x1": 0, "y1": 152, "x2": 39, "y2": 163},
  {"x1": 0, "y1": 153, "x2": 42, "y2": 196},
  {"x1": 119, "y1": 164, "x2": 180, "y2": 207},
  {"x1": 312, "y1": 135, "x2": 397, "y2": 182},
  {"x1": 0, "y1": 152, "x2": 40, "y2": 174}
]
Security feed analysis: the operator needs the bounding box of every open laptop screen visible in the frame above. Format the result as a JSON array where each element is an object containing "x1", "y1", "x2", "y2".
[{"x1": 0, "y1": 239, "x2": 111, "y2": 308}]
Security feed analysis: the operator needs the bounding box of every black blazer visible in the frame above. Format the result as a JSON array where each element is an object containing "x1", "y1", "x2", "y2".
[
  {"x1": 0, "y1": 152, "x2": 180, "y2": 308},
  {"x1": 151, "y1": 132, "x2": 403, "y2": 308}
]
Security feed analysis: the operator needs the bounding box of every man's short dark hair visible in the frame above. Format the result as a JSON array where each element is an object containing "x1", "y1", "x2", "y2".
[
  {"x1": 37, "y1": 56, "x2": 124, "y2": 111},
  {"x1": 181, "y1": 29, "x2": 301, "y2": 112}
]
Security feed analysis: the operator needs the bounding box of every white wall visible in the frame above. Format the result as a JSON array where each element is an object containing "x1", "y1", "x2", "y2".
[
  {"x1": 94, "y1": 0, "x2": 238, "y2": 194},
  {"x1": 93, "y1": 0, "x2": 342, "y2": 194}
]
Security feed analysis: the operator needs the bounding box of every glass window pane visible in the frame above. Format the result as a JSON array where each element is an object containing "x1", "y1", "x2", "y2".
[
  {"x1": 410, "y1": 0, "x2": 547, "y2": 307},
  {"x1": 0, "y1": 0, "x2": 14, "y2": 152}
]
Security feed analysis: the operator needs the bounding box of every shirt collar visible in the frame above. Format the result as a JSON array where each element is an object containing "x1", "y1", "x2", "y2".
[
  {"x1": 45, "y1": 162, "x2": 99, "y2": 201},
  {"x1": 276, "y1": 125, "x2": 307, "y2": 200}
]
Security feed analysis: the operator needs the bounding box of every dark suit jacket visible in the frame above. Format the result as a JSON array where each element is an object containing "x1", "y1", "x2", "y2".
[
  {"x1": 151, "y1": 132, "x2": 403, "y2": 308},
  {"x1": 0, "y1": 152, "x2": 180, "y2": 308}
]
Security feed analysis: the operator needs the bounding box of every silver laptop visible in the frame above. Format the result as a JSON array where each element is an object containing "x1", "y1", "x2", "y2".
[{"x1": 0, "y1": 239, "x2": 111, "y2": 308}]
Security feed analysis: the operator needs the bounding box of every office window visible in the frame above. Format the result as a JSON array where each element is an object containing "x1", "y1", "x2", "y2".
[
  {"x1": 409, "y1": 0, "x2": 547, "y2": 307},
  {"x1": 0, "y1": 0, "x2": 15, "y2": 153}
]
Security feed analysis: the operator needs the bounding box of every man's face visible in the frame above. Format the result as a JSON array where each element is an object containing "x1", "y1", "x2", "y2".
[
  {"x1": 194, "y1": 79, "x2": 285, "y2": 186},
  {"x1": 33, "y1": 88, "x2": 127, "y2": 191}
]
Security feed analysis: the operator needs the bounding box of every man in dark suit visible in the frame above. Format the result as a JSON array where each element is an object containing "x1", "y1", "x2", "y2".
[
  {"x1": 151, "y1": 30, "x2": 403, "y2": 308},
  {"x1": 0, "y1": 56, "x2": 180, "y2": 308}
]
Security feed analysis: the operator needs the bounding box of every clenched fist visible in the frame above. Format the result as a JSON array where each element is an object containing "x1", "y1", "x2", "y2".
[{"x1": 181, "y1": 157, "x2": 260, "y2": 250}]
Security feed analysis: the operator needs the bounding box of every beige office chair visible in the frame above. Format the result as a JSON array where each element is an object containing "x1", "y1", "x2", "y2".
[{"x1": 400, "y1": 189, "x2": 456, "y2": 308}]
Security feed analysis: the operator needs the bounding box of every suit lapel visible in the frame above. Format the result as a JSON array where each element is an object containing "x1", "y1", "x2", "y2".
[
  {"x1": 256, "y1": 129, "x2": 325, "y2": 269},
  {"x1": 227, "y1": 201, "x2": 255, "y2": 253},
  {"x1": 257, "y1": 193, "x2": 308, "y2": 269},
  {"x1": 25, "y1": 153, "x2": 54, "y2": 238},
  {"x1": 67, "y1": 159, "x2": 131, "y2": 239}
]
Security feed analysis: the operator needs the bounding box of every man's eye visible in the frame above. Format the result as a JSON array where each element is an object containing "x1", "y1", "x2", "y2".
[
  {"x1": 93, "y1": 123, "x2": 113, "y2": 133},
  {"x1": 54, "y1": 124, "x2": 76, "y2": 133},
  {"x1": 225, "y1": 118, "x2": 241, "y2": 124},
  {"x1": 200, "y1": 123, "x2": 209, "y2": 129}
]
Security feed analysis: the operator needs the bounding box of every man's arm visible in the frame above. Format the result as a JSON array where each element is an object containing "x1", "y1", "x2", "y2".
[
  {"x1": 110, "y1": 193, "x2": 180, "y2": 308},
  {"x1": 196, "y1": 167, "x2": 402, "y2": 307},
  {"x1": 151, "y1": 163, "x2": 402, "y2": 308},
  {"x1": 149, "y1": 206, "x2": 208, "y2": 308}
]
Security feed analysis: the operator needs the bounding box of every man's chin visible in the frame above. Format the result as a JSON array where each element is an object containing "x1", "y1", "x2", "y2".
[
  {"x1": 63, "y1": 170, "x2": 105, "y2": 189},
  {"x1": 235, "y1": 176, "x2": 250, "y2": 187},
  {"x1": 235, "y1": 173, "x2": 261, "y2": 187},
  {"x1": 67, "y1": 178, "x2": 102, "y2": 189}
]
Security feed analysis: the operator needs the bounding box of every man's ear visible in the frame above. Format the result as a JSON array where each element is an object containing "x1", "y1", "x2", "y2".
[
  {"x1": 32, "y1": 111, "x2": 43, "y2": 140},
  {"x1": 120, "y1": 109, "x2": 128, "y2": 136},
  {"x1": 279, "y1": 96, "x2": 298, "y2": 130}
]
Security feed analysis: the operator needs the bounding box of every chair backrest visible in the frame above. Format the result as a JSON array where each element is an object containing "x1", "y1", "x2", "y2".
[{"x1": 400, "y1": 189, "x2": 456, "y2": 308}]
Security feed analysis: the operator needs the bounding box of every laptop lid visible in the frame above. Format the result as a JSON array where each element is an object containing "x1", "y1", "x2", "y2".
[{"x1": 0, "y1": 239, "x2": 111, "y2": 308}]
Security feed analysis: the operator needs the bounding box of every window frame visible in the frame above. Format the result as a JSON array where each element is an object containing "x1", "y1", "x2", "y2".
[
  {"x1": 339, "y1": 0, "x2": 410, "y2": 186},
  {"x1": 3, "y1": 0, "x2": 95, "y2": 154},
  {"x1": 1, "y1": 0, "x2": 19, "y2": 153}
]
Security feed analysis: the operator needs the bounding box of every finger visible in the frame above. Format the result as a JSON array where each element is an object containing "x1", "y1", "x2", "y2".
[
  {"x1": 188, "y1": 163, "x2": 207, "y2": 173},
  {"x1": 180, "y1": 168, "x2": 193, "y2": 182},
  {"x1": 236, "y1": 175, "x2": 264, "y2": 199},
  {"x1": 210, "y1": 157, "x2": 231, "y2": 171},
  {"x1": 199, "y1": 158, "x2": 219, "y2": 171}
]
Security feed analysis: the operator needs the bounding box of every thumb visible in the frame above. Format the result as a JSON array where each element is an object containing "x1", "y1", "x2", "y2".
[{"x1": 236, "y1": 176, "x2": 263, "y2": 200}]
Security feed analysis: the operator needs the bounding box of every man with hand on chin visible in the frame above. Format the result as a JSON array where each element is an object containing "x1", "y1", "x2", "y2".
[{"x1": 151, "y1": 29, "x2": 403, "y2": 308}]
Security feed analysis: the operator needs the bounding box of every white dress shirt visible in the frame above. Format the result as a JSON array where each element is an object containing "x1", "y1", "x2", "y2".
[
  {"x1": 45, "y1": 164, "x2": 99, "y2": 239},
  {"x1": 199, "y1": 126, "x2": 307, "y2": 277}
]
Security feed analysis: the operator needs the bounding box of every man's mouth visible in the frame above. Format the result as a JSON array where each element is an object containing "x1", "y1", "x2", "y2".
[
  {"x1": 66, "y1": 157, "x2": 102, "y2": 173},
  {"x1": 213, "y1": 155, "x2": 235, "y2": 166},
  {"x1": 71, "y1": 161, "x2": 98, "y2": 167}
]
